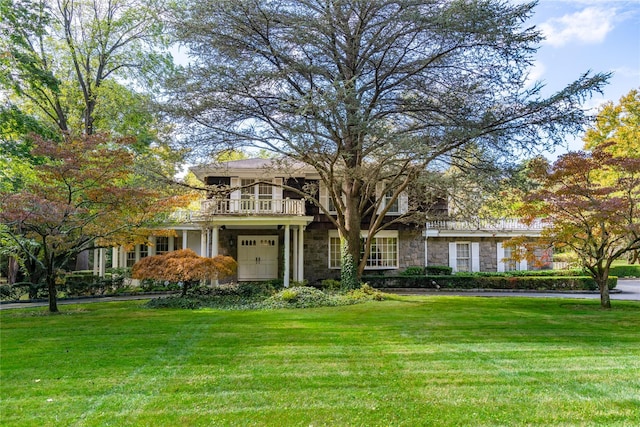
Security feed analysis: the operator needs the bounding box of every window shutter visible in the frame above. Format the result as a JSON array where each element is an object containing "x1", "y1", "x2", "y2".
[
  {"x1": 471, "y1": 242, "x2": 480, "y2": 272},
  {"x1": 319, "y1": 184, "x2": 328, "y2": 213},
  {"x1": 273, "y1": 178, "x2": 283, "y2": 213},
  {"x1": 496, "y1": 242, "x2": 505, "y2": 273},
  {"x1": 449, "y1": 242, "x2": 457, "y2": 272},
  {"x1": 376, "y1": 182, "x2": 384, "y2": 215},
  {"x1": 273, "y1": 178, "x2": 283, "y2": 199},
  {"x1": 230, "y1": 177, "x2": 241, "y2": 213},
  {"x1": 399, "y1": 192, "x2": 408, "y2": 214}
]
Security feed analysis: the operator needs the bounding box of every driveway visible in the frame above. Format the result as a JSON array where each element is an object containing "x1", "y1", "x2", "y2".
[
  {"x1": 1, "y1": 280, "x2": 639, "y2": 310},
  {"x1": 391, "y1": 278, "x2": 640, "y2": 301}
]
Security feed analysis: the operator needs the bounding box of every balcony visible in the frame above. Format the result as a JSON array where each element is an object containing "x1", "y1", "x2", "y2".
[
  {"x1": 200, "y1": 198, "x2": 306, "y2": 216},
  {"x1": 426, "y1": 218, "x2": 545, "y2": 235}
]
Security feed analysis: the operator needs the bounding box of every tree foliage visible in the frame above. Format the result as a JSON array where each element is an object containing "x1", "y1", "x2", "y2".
[
  {"x1": 131, "y1": 249, "x2": 237, "y2": 296},
  {"x1": 0, "y1": 134, "x2": 192, "y2": 312},
  {"x1": 584, "y1": 89, "x2": 639, "y2": 158},
  {"x1": 0, "y1": 0, "x2": 172, "y2": 139},
  {"x1": 166, "y1": 0, "x2": 609, "y2": 287},
  {"x1": 517, "y1": 142, "x2": 640, "y2": 308}
]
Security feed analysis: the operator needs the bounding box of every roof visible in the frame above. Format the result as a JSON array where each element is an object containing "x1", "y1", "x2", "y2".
[{"x1": 190, "y1": 158, "x2": 317, "y2": 182}]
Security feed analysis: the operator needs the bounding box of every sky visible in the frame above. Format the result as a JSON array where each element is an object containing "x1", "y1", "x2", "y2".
[{"x1": 522, "y1": 0, "x2": 640, "y2": 157}]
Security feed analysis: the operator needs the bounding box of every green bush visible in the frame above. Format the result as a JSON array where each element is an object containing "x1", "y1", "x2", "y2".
[
  {"x1": 610, "y1": 265, "x2": 640, "y2": 278},
  {"x1": 0, "y1": 284, "x2": 21, "y2": 301},
  {"x1": 146, "y1": 284, "x2": 387, "y2": 310},
  {"x1": 362, "y1": 275, "x2": 617, "y2": 291},
  {"x1": 400, "y1": 266, "x2": 425, "y2": 276},
  {"x1": 318, "y1": 279, "x2": 342, "y2": 291},
  {"x1": 64, "y1": 272, "x2": 127, "y2": 296},
  {"x1": 424, "y1": 266, "x2": 453, "y2": 275}
]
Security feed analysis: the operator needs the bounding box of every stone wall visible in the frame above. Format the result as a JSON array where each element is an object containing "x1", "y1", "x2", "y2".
[
  {"x1": 426, "y1": 237, "x2": 500, "y2": 272},
  {"x1": 304, "y1": 229, "x2": 425, "y2": 284}
]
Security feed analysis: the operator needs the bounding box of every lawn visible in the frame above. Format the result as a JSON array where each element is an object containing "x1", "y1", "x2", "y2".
[{"x1": 1, "y1": 296, "x2": 639, "y2": 426}]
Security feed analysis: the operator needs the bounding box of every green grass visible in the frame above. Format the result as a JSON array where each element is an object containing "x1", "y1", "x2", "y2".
[{"x1": 2, "y1": 297, "x2": 640, "y2": 426}]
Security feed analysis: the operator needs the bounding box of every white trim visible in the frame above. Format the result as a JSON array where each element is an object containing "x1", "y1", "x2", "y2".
[{"x1": 284, "y1": 224, "x2": 290, "y2": 287}]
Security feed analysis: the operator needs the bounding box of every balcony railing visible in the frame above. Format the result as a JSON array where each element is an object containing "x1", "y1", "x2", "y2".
[
  {"x1": 200, "y1": 198, "x2": 306, "y2": 216},
  {"x1": 426, "y1": 218, "x2": 545, "y2": 232}
]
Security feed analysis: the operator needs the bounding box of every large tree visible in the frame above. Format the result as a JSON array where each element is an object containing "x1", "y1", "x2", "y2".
[
  {"x1": 0, "y1": 133, "x2": 191, "y2": 312},
  {"x1": 583, "y1": 89, "x2": 639, "y2": 158},
  {"x1": 518, "y1": 143, "x2": 640, "y2": 309},
  {"x1": 0, "y1": 0, "x2": 171, "y2": 138},
  {"x1": 166, "y1": 0, "x2": 609, "y2": 287}
]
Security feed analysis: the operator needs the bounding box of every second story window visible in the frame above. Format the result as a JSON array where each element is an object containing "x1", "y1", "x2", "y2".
[{"x1": 383, "y1": 190, "x2": 399, "y2": 214}]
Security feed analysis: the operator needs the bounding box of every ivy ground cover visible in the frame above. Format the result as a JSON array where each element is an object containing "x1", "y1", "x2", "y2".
[{"x1": 1, "y1": 297, "x2": 639, "y2": 426}]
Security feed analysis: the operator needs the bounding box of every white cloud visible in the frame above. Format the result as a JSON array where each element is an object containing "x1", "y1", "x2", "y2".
[
  {"x1": 540, "y1": 7, "x2": 617, "y2": 47},
  {"x1": 525, "y1": 61, "x2": 546, "y2": 87}
]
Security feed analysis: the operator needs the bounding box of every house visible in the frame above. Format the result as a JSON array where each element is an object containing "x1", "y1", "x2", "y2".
[
  {"x1": 424, "y1": 218, "x2": 550, "y2": 273},
  {"x1": 105, "y1": 159, "x2": 548, "y2": 285}
]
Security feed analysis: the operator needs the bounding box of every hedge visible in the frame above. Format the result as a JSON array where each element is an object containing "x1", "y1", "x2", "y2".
[
  {"x1": 363, "y1": 275, "x2": 617, "y2": 291},
  {"x1": 609, "y1": 265, "x2": 640, "y2": 278}
]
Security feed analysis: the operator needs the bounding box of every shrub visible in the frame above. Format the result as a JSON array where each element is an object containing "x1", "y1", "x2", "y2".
[
  {"x1": 145, "y1": 283, "x2": 387, "y2": 310},
  {"x1": 610, "y1": 264, "x2": 640, "y2": 278},
  {"x1": 318, "y1": 279, "x2": 342, "y2": 291},
  {"x1": 400, "y1": 266, "x2": 425, "y2": 276},
  {"x1": 362, "y1": 275, "x2": 617, "y2": 291},
  {"x1": 425, "y1": 266, "x2": 453, "y2": 275},
  {"x1": 0, "y1": 284, "x2": 22, "y2": 301}
]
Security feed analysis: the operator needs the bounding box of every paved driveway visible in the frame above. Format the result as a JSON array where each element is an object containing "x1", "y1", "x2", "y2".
[
  {"x1": 1, "y1": 280, "x2": 639, "y2": 310},
  {"x1": 392, "y1": 278, "x2": 640, "y2": 300}
]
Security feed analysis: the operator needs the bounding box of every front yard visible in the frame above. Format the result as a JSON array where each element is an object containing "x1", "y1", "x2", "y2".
[{"x1": 1, "y1": 296, "x2": 639, "y2": 426}]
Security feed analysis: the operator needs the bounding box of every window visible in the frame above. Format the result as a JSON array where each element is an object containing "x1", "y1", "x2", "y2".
[
  {"x1": 503, "y1": 246, "x2": 518, "y2": 271},
  {"x1": 449, "y1": 242, "x2": 479, "y2": 272},
  {"x1": 155, "y1": 237, "x2": 169, "y2": 255},
  {"x1": 328, "y1": 231, "x2": 398, "y2": 269},
  {"x1": 383, "y1": 190, "x2": 399, "y2": 214},
  {"x1": 241, "y1": 179, "x2": 255, "y2": 199},
  {"x1": 498, "y1": 243, "x2": 527, "y2": 272},
  {"x1": 126, "y1": 250, "x2": 137, "y2": 268},
  {"x1": 456, "y1": 243, "x2": 471, "y2": 272}
]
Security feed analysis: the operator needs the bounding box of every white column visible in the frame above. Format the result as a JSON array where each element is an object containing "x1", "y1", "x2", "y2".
[
  {"x1": 99, "y1": 248, "x2": 106, "y2": 277},
  {"x1": 93, "y1": 250, "x2": 99, "y2": 274},
  {"x1": 182, "y1": 230, "x2": 188, "y2": 251},
  {"x1": 424, "y1": 236, "x2": 428, "y2": 267},
  {"x1": 284, "y1": 224, "x2": 290, "y2": 287},
  {"x1": 112, "y1": 247, "x2": 119, "y2": 269},
  {"x1": 120, "y1": 246, "x2": 126, "y2": 268},
  {"x1": 148, "y1": 236, "x2": 156, "y2": 256},
  {"x1": 211, "y1": 227, "x2": 219, "y2": 257},
  {"x1": 200, "y1": 229, "x2": 207, "y2": 257},
  {"x1": 298, "y1": 225, "x2": 304, "y2": 283},
  {"x1": 292, "y1": 226, "x2": 298, "y2": 281}
]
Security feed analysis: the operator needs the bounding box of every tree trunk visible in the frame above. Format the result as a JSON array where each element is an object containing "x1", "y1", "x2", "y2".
[
  {"x1": 340, "y1": 236, "x2": 359, "y2": 290},
  {"x1": 7, "y1": 256, "x2": 18, "y2": 285},
  {"x1": 597, "y1": 277, "x2": 611, "y2": 309},
  {"x1": 47, "y1": 274, "x2": 59, "y2": 313},
  {"x1": 340, "y1": 186, "x2": 362, "y2": 290}
]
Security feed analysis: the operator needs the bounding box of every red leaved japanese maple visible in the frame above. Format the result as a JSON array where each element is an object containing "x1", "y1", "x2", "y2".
[
  {"x1": 131, "y1": 249, "x2": 237, "y2": 296},
  {"x1": 518, "y1": 142, "x2": 640, "y2": 308},
  {"x1": 0, "y1": 134, "x2": 192, "y2": 312}
]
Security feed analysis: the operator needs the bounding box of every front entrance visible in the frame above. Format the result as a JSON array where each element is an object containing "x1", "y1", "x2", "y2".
[{"x1": 237, "y1": 235, "x2": 279, "y2": 281}]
